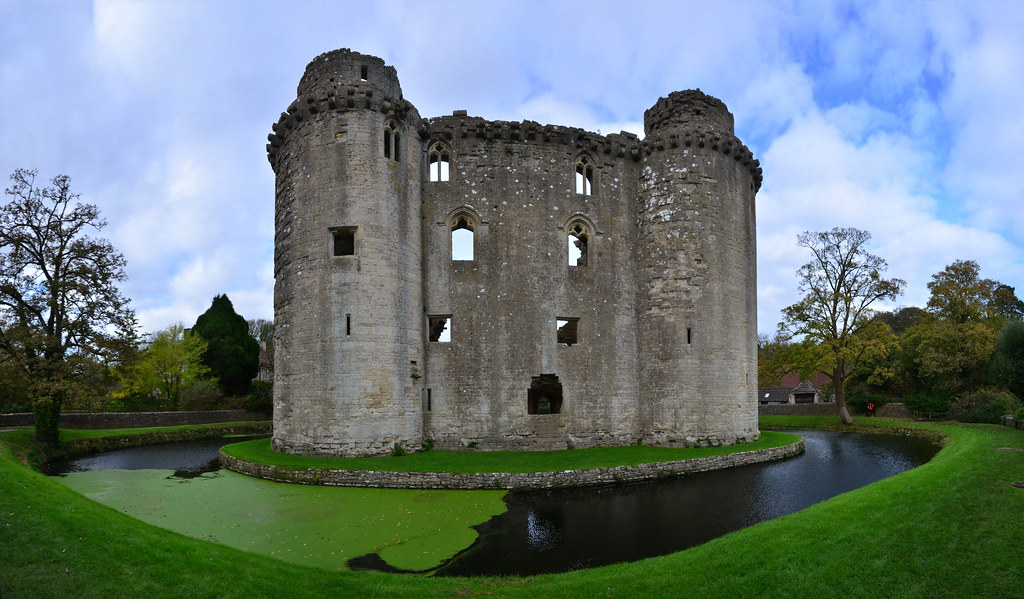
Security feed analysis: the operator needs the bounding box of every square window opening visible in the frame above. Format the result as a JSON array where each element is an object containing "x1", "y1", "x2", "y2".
[
  {"x1": 557, "y1": 318, "x2": 579, "y2": 346},
  {"x1": 332, "y1": 228, "x2": 356, "y2": 256},
  {"x1": 429, "y1": 316, "x2": 451, "y2": 342},
  {"x1": 528, "y1": 374, "x2": 563, "y2": 415}
]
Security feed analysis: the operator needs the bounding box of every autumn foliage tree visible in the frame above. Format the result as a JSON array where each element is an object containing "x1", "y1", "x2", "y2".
[
  {"x1": 778, "y1": 227, "x2": 905, "y2": 424},
  {"x1": 124, "y1": 323, "x2": 210, "y2": 408},
  {"x1": 0, "y1": 169, "x2": 136, "y2": 445}
]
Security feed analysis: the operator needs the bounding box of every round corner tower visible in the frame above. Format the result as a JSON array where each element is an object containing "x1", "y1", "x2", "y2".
[
  {"x1": 636, "y1": 90, "x2": 761, "y2": 446},
  {"x1": 267, "y1": 49, "x2": 424, "y2": 456}
]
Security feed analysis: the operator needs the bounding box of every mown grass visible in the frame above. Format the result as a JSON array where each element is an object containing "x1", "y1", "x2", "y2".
[
  {"x1": 222, "y1": 431, "x2": 799, "y2": 473},
  {"x1": 2, "y1": 417, "x2": 1023, "y2": 598}
]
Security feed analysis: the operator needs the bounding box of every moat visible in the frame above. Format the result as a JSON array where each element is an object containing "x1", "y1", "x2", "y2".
[{"x1": 52, "y1": 430, "x2": 938, "y2": 575}]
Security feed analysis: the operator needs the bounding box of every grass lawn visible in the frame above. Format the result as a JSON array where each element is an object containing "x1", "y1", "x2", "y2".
[
  {"x1": 222, "y1": 431, "x2": 799, "y2": 473},
  {"x1": 2, "y1": 417, "x2": 1023, "y2": 598}
]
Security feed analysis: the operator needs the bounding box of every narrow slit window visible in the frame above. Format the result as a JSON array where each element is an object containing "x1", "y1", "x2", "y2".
[
  {"x1": 557, "y1": 318, "x2": 579, "y2": 346},
  {"x1": 360, "y1": 65, "x2": 368, "y2": 81},
  {"x1": 393, "y1": 132, "x2": 401, "y2": 162},
  {"x1": 687, "y1": 327, "x2": 692, "y2": 344},
  {"x1": 428, "y1": 316, "x2": 451, "y2": 342},
  {"x1": 428, "y1": 142, "x2": 451, "y2": 182},
  {"x1": 451, "y1": 216, "x2": 474, "y2": 261},
  {"x1": 426, "y1": 389, "x2": 432, "y2": 411},
  {"x1": 346, "y1": 314, "x2": 352, "y2": 336},
  {"x1": 332, "y1": 228, "x2": 355, "y2": 256},
  {"x1": 575, "y1": 156, "x2": 594, "y2": 196},
  {"x1": 567, "y1": 223, "x2": 589, "y2": 266}
]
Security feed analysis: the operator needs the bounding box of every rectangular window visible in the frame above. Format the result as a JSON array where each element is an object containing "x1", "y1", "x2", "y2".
[
  {"x1": 557, "y1": 318, "x2": 579, "y2": 346},
  {"x1": 427, "y1": 389, "x2": 432, "y2": 411},
  {"x1": 331, "y1": 227, "x2": 356, "y2": 256},
  {"x1": 428, "y1": 316, "x2": 451, "y2": 342},
  {"x1": 687, "y1": 327, "x2": 692, "y2": 344},
  {"x1": 360, "y1": 65, "x2": 368, "y2": 80},
  {"x1": 346, "y1": 314, "x2": 352, "y2": 336}
]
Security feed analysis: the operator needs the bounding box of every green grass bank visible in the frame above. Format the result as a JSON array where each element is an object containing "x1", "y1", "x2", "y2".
[
  {"x1": 221, "y1": 431, "x2": 798, "y2": 473},
  {"x1": 2, "y1": 417, "x2": 1023, "y2": 598}
]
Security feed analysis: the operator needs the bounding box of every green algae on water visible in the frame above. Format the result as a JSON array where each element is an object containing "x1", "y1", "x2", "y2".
[{"x1": 58, "y1": 468, "x2": 506, "y2": 572}]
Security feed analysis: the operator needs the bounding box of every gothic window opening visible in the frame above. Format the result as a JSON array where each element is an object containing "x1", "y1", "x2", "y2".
[
  {"x1": 331, "y1": 227, "x2": 356, "y2": 256},
  {"x1": 428, "y1": 316, "x2": 451, "y2": 342},
  {"x1": 528, "y1": 374, "x2": 563, "y2": 415},
  {"x1": 557, "y1": 318, "x2": 579, "y2": 346},
  {"x1": 567, "y1": 222, "x2": 589, "y2": 266},
  {"x1": 451, "y1": 216, "x2": 475, "y2": 261},
  {"x1": 575, "y1": 155, "x2": 594, "y2": 196},
  {"x1": 429, "y1": 142, "x2": 451, "y2": 182},
  {"x1": 384, "y1": 120, "x2": 400, "y2": 161}
]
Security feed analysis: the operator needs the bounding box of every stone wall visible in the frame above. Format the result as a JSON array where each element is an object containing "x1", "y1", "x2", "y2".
[
  {"x1": 0, "y1": 409, "x2": 266, "y2": 429},
  {"x1": 221, "y1": 439, "x2": 803, "y2": 491},
  {"x1": 758, "y1": 403, "x2": 841, "y2": 416}
]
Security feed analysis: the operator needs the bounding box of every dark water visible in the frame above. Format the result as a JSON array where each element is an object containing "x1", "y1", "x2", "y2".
[
  {"x1": 47, "y1": 436, "x2": 261, "y2": 478},
  {"x1": 50, "y1": 430, "x2": 937, "y2": 577},
  {"x1": 434, "y1": 430, "x2": 939, "y2": 576}
]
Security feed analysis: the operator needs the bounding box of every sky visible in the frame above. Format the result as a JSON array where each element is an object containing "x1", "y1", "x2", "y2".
[{"x1": 1, "y1": 0, "x2": 1022, "y2": 336}]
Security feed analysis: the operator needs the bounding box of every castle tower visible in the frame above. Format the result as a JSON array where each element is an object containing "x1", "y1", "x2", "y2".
[
  {"x1": 636, "y1": 90, "x2": 761, "y2": 446},
  {"x1": 267, "y1": 49, "x2": 424, "y2": 456}
]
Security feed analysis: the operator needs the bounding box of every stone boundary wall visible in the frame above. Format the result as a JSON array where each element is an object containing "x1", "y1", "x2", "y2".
[
  {"x1": 759, "y1": 403, "x2": 840, "y2": 416},
  {"x1": 0, "y1": 409, "x2": 267, "y2": 429},
  {"x1": 220, "y1": 439, "x2": 804, "y2": 491}
]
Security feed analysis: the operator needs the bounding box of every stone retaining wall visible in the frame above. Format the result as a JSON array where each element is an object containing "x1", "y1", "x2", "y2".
[
  {"x1": 758, "y1": 403, "x2": 840, "y2": 416},
  {"x1": 0, "y1": 409, "x2": 267, "y2": 429},
  {"x1": 220, "y1": 439, "x2": 804, "y2": 490}
]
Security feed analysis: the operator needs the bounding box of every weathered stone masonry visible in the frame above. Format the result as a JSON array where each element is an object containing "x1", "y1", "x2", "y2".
[
  {"x1": 221, "y1": 440, "x2": 802, "y2": 490},
  {"x1": 268, "y1": 49, "x2": 762, "y2": 456}
]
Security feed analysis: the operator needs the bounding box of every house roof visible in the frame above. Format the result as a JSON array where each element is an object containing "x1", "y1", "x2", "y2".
[
  {"x1": 792, "y1": 380, "x2": 817, "y2": 394},
  {"x1": 758, "y1": 388, "x2": 791, "y2": 403}
]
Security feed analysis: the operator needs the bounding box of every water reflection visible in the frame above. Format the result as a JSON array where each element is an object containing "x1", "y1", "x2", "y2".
[
  {"x1": 435, "y1": 430, "x2": 938, "y2": 576},
  {"x1": 46, "y1": 436, "x2": 262, "y2": 478}
]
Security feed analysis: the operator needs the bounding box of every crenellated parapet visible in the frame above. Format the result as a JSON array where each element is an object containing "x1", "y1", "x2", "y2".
[{"x1": 639, "y1": 128, "x2": 762, "y2": 191}]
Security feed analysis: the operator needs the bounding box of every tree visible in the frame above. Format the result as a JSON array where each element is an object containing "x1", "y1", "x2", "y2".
[
  {"x1": 926, "y1": 259, "x2": 997, "y2": 324},
  {"x1": 193, "y1": 295, "x2": 258, "y2": 396},
  {"x1": 989, "y1": 318, "x2": 1024, "y2": 400},
  {"x1": 127, "y1": 323, "x2": 210, "y2": 408},
  {"x1": 246, "y1": 317, "x2": 274, "y2": 364},
  {"x1": 991, "y1": 284, "x2": 1024, "y2": 321},
  {"x1": 0, "y1": 169, "x2": 136, "y2": 444},
  {"x1": 901, "y1": 320, "x2": 997, "y2": 397},
  {"x1": 778, "y1": 227, "x2": 905, "y2": 424}
]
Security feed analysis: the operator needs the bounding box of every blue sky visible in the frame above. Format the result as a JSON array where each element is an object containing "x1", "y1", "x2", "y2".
[{"x1": 1, "y1": 0, "x2": 1022, "y2": 335}]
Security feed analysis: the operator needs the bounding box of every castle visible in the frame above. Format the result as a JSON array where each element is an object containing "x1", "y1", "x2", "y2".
[{"x1": 268, "y1": 49, "x2": 762, "y2": 456}]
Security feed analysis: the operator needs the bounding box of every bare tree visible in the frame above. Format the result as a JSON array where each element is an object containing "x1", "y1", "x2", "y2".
[
  {"x1": 0, "y1": 169, "x2": 136, "y2": 444},
  {"x1": 778, "y1": 227, "x2": 904, "y2": 424}
]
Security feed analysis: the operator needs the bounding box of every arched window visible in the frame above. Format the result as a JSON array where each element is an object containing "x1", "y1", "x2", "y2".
[
  {"x1": 450, "y1": 215, "x2": 475, "y2": 261},
  {"x1": 428, "y1": 142, "x2": 451, "y2": 182},
  {"x1": 567, "y1": 222, "x2": 589, "y2": 267},
  {"x1": 384, "y1": 120, "x2": 400, "y2": 161},
  {"x1": 575, "y1": 155, "x2": 595, "y2": 196}
]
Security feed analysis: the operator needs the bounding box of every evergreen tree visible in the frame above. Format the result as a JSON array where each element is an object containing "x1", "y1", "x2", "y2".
[{"x1": 192, "y1": 295, "x2": 258, "y2": 396}]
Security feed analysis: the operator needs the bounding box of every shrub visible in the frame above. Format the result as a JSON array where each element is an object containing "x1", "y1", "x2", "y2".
[
  {"x1": 950, "y1": 389, "x2": 1021, "y2": 424},
  {"x1": 245, "y1": 381, "x2": 273, "y2": 416},
  {"x1": 391, "y1": 442, "x2": 405, "y2": 457},
  {"x1": 179, "y1": 379, "x2": 223, "y2": 410},
  {"x1": 902, "y1": 393, "x2": 952, "y2": 414}
]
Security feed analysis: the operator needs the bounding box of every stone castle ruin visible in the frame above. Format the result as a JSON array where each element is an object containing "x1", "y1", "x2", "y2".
[{"x1": 268, "y1": 49, "x2": 762, "y2": 456}]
